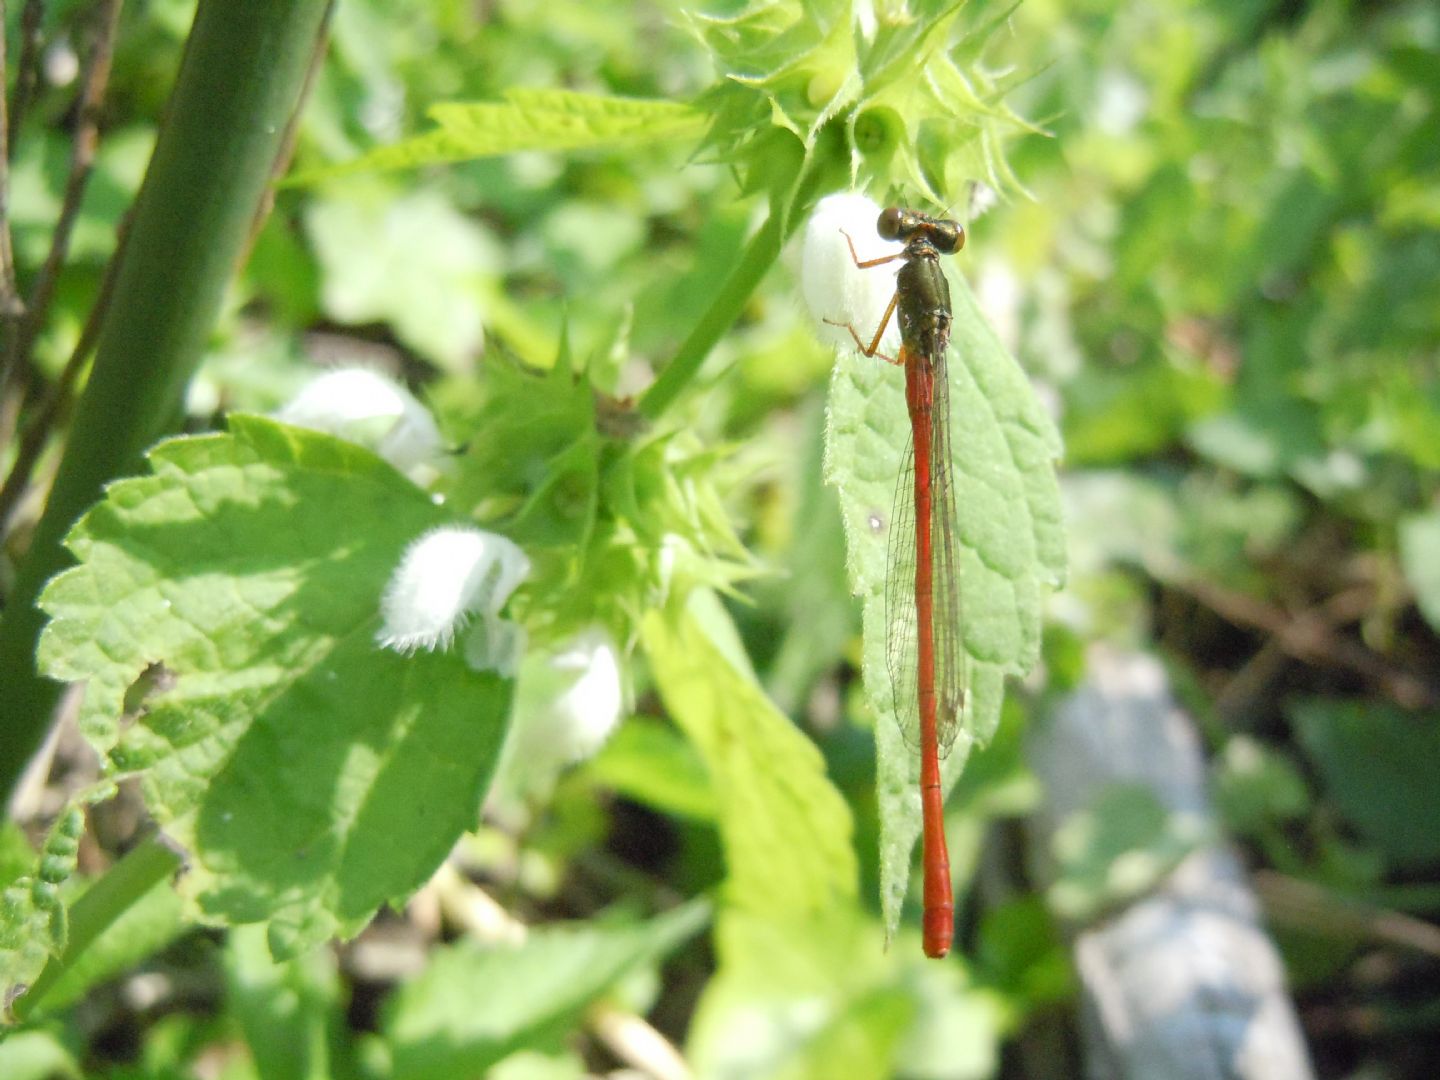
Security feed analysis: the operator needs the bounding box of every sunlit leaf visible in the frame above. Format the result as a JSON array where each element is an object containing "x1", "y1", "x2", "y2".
[
  {"x1": 642, "y1": 590, "x2": 857, "y2": 917},
  {"x1": 38, "y1": 417, "x2": 514, "y2": 955}
]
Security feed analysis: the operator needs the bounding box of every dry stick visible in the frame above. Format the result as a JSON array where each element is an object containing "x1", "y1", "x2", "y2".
[
  {"x1": 15, "y1": 0, "x2": 123, "y2": 366},
  {"x1": 0, "y1": 0, "x2": 124, "y2": 538},
  {"x1": 0, "y1": 221, "x2": 123, "y2": 534},
  {"x1": 1254, "y1": 870, "x2": 1440, "y2": 960},
  {"x1": 1181, "y1": 575, "x2": 1440, "y2": 709},
  {"x1": 7, "y1": 0, "x2": 45, "y2": 148},
  {"x1": 0, "y1": 0, "x2": 23, "y2": 320}
]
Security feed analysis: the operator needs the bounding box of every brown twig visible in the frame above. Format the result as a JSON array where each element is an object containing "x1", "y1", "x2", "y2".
[
  {"x1": 14, "y1": 0, "x2": 123, "y2": 365},
  {"x1": 0, "y1": 0, "x2": 125, "y2": 540},
  {"x1": 1254, "y1": 870, "x2": 1440, "y2": 960},
  {"x1": 7, "y1": 0, "x2": 45, "y2": 148},
  {"x1": 1180, "y1": 575, "x2": 1440, "y2": 710},
  {"x1": 0, "y1": 0, "x2": 24, "y2": 322},
  {"x1": 0, "y1": 212, "x2": 124, "y2": 537}
]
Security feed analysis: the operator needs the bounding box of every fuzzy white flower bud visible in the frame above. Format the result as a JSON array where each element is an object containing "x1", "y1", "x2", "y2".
[
  {"x1": 376, "y1": 525, "x2": 529, "y2": 656},
  {"x1": 277, "y1": 367, "x2": 444, "y2": 477},
  {"x1": 487, "y1": 625, "x2": 626, "y2": 809},
  {"x1": 800, "y1": 192, "x2": 902, "y2": 358},
  {"x1": 544, "y1": 627, "x2": 624, "y2": 762}
]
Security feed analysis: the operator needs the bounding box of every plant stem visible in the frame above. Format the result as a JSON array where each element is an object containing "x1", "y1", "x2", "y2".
[
  {"x1": 638, "y1": 210, "x2": 786, "y2": 422},
  {"x1": 637, "y1": 135, "x2": 841, "y2": 421},
  {"x1": 0, "y1": 0, "x2": 334, "y2": 805},
  {"x1": 10, "y1": 834, "x2": 182, "y2": 1020}
]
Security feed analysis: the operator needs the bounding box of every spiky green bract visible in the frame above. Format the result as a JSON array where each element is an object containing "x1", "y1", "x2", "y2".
[
  {"x1": 689, "y1": 0, "x2": 1037, "y2": 209},
  {"x1": 443, "y1": 350, "x2": 755, "y2": 654},
  {"x1": 36, "y1": 417, "x2": 513, "y2": 957},
  {"x1": 825, "y1": 272, "x2": 1065, "y2": 946}
]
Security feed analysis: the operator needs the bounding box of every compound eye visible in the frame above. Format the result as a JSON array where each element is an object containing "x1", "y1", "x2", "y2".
[
  {"x1": 876, "y1": 207, "x2": 905, "y2": 241},
  {"x1": 932, "y1": 222, "x2": 965, "y2": 254}
]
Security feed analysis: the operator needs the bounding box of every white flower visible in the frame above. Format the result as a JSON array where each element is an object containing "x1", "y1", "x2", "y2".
[
  {"x1": 543, "y1": 627, "x2": 624, "y2": 762},
  {"x1": 376, "y1": 525, "x2": 530, "y2": 655},
  {"x1": 463, "y1": 614, "x2": 528, "y2": 679},
  {"x1": 800, "y1": 192, "x2": 902, "y2": 358},
  {"x1": 276, "y1": 367, "x2": 444, "y2": 476},
  {"x1": 487, "y1": 626, "x2": 626, "y2": 810}
]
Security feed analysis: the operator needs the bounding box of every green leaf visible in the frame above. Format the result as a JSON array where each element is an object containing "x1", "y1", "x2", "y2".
[
  {"x1": 1213, "y1": 735, "x2": 1311, "y2": 834},
  {"x1": 288, "y1": 90, "x2": 706, "y2": 185},
  {"x1": 383, "y1": 902, "x2": 708, "y2": 1080},
  {"x1": 1399, "y1": 510, "x2": 1440, "y2": 635},
  {"x1": 1293, "y1": 699, "x2": 1440, "y2": 867},
  {"x1": 38, "y1": 416, "x2": 514, "y2": 954},
  {"x1": 824, "y1": 271, "x2": 1064, "y2": 944},
  {"x1": 225, "y1": 925, "x2": 343, "y2": 1080},
  {"x1": 689, "y1": 0, "x2": 1034, "y2": 204},
  {"x1": 641, "y1": 590, "x2": 857, "y2": 918}
]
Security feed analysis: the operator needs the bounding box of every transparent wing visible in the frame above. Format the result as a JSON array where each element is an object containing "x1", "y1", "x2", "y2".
[
  {"x1": 885, "y1": 440, "x2": 919, "y2": 750},
  {"x1": 928, "y1": 353, "x2": 967, "y2": 754},
  {"x1": 884, "y1": 354, "x2": 967, "y2": 757}
]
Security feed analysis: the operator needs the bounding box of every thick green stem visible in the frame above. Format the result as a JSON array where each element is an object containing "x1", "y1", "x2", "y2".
[
  {"x1": 11, "y1": 834, "x2": 182, "y2": 1020},
  {"x1": 0, "y1": 0, "x2": 333, "y2": 803}
]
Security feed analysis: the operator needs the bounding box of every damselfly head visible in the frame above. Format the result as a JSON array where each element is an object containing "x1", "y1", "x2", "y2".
[{"x1": 875, "y1": 207, "x2": 965, "y2": 255}]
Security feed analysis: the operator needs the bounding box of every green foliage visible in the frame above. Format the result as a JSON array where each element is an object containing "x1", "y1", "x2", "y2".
[
  {"x1": 381, "y1": 902, "x2": 707, "y2": 1079},
  {"x1": 1292, "y1": 699, "x2": 1440, "y2": 868},
  {"x1": 9, "y1": 0, "x2": 1435, "y2": 1073},
  {"x1": 37, "y1": 418, "x2": 513, "y2": 954},
  {"x1": 224, "y1": 925, "x2": 344, "y2": 1080},
  {"x1": 289, "y1": 90, "x2": 706, "y2": 185},
  {"x1": 306, "y1": 183, "x2": 500, "y2": 370},
  {"x1": 691, "y1": 0, "x2": 1034, "y2": 204},
  {"x1": 586, "y1": 717, "x2": 718, "y2": 822},
  {"x1": 0, "y1": 1028, "x2": 81, "y2": 1080},
  {"x1": 1399, "y1": 510, "x2": 1440, "y2": 634},
  {"x1": 644, "y1": 590, "x2": 857, "y2": 916},
  {"x1": 28, "y1": 852, "x2": 185, "y2": 1016}
]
